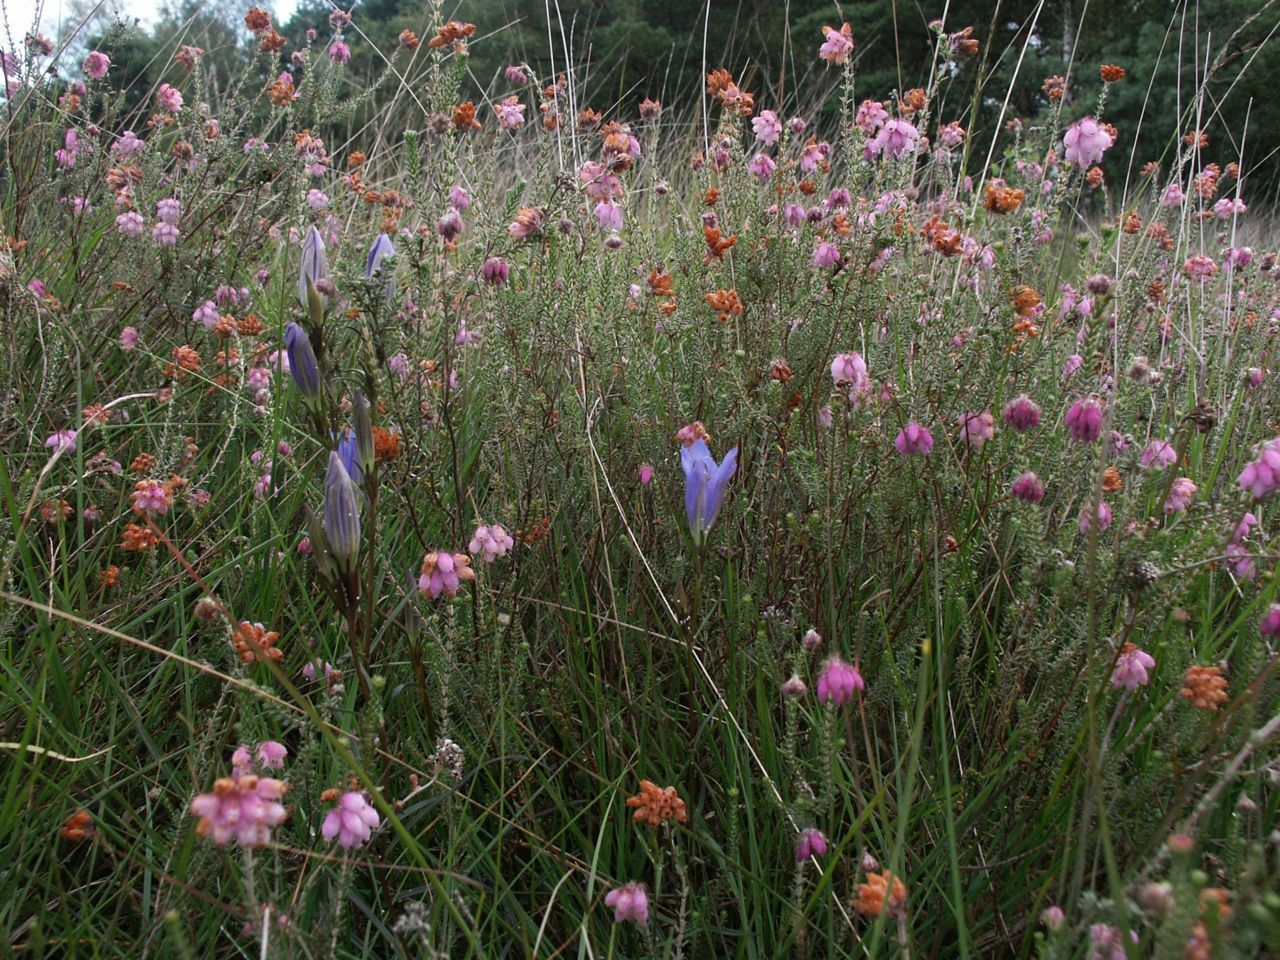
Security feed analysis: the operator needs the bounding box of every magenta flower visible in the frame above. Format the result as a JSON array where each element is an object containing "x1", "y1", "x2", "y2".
[
  {"x1": 1062, "y1": 117, "x2": 1113, "y2": 169},
  {"x1": 751, "y1": 109, "x2": 782, "y2": 145},
  {"x1": 468, "y1": 524, "x2": 515, "y2": 563},
  {"x1": 1260, "y1": 604, "x2": 1280, "y2": 639},
  {"x1": 44, "y1": 430, "x2": 77, "y2": 455},
  {"x1": 190, "y1": 771, "x2": 288, "y2": 846},
  {"x1": 418, "y1": 550, "x2": 476, "y2": 599},
  {"x1": 1078, "y1": 500, "x2": 1113, "y2": 534},
  {"x1": 956, "y1": 411, "x2": 995, "y2": 449},
  {"x1": 812, "y1": 240, "x2": 840, "y2": 269},
  {"x1": 794, "y1": 827, "x2": 829, "y2": 861},
  {"x1": 831, "y1": 352, "x2": 867, "y2": 389},
  {"x1": 120, "y1": 326, "x2": 139, "y2": 350},
  {"x1": 1164, "y1": 477, "x2": 1196, "y2": 513},
  {"x1": 594, "y1": 201, "x2": 623, "y2": 232},
  {"x1": 1140, "y1": 440, "x2": 1177, "y2": 470},
  {"x1": 1111, "y1": 646, "x2": 1155, "y2": 691},
  {"x1": 256, "y1": 741, "x2": 288, "y2": 769},
  {"x1": 328, "y1": 40, "x2": 351, "y2": 63},
  {"x1": 152, "y1": 222, "x2": 179, "y2": 246},
  {"x1": 747, "y1": 153, "x2": 776, "y2": 183},
  {"x1": 639, "y1": 463, "x2": 653, "y2": 486},
  {"x1": 116, "y1": 211, "x2": 145, "y2": 238},
  {"x1": 482, "y1": 256, "x2": 509, "y2": 286},
  {"x1": 131, "y1": 480, "x2": 171, "y2": 517},
  {"x1": 819, "y1": 23, "x2": 854, "y2": 65},
  {"x1": 816, "y1": 656, "x2": 863, "y2": 706},
  {"x1": 1011, "y1": 472, "x2": 1044, "y2": 503},
  {"x1": 1002, "y1": 394, "x2": 1041, "y2": 432},
  {"x1": 321, "y1": 791, "x2": 380, "y2": 849},
  {"x1": 604, "y1": 882, "x2": 649, "y2": 924},
  {"x1": 894, "y1": 421, "x2": 933, "y2": 456},
  {"x1": 856, "y1": 99, "x2": 888, "y2": 133},
  {"x1": 495, "y1": 96, "x2": 526, "y2": 130},
  {"x1": 1237, "y1": 437, "x2": 1280, "y2": 499},
  {"x1": 1065, "y1": 398, "x2": 1104, "y2": 443},
  {"x1": 82, "y1": 51, "x2": 110, "y2": 79},
  {"x1": 866, "y1": 118, "x2": 919, "y2": 160},
  {"x1": 156, "y1": 82, "x2": 184, "y2": 113}
]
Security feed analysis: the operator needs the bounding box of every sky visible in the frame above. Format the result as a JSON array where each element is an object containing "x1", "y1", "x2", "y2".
[{"x1": 3, "y1": 0, "x2": 298, "y2": 37}]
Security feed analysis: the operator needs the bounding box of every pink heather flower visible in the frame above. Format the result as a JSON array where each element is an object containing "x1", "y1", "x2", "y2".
[
  {"x1": 449, "y1": 186, "x2": 470, "y2": 210},
  {"x1": 190, "y1": 772, "x2": 288, "y2": 846},
  {"x1": 866, "y1": 118, "x2": 919, "y2": 160},
  {"x1": 802, "y1": 628, "x2": 823, "y2": 650},
  {"x1": 894, "y1": 421, "x2": 933, "y2": 456},
  {"x1": 1089, "y1": 923, "x2": 1137, "y2": 960},
  {"x1": 938, "y1": 121, "x2": 966, "y2": 148},
  {"x1": 193, "y1": 300, "x2": 219, "y2": 328},
  {"x1": 504, "y1": 64, "x2": 527, "y2": 84},
  {"x1": 1140, "y1": 440, "x2": 1177, "y2": 470},
  {"x1": 579, "y1": 160, "x2": 621, "y2": 201},
  {"x1": 495, "y1": 96, "x2": 526, "y2": 130},
  {"x1": 156, "y1": 198, "x2": 181, "y2": 224},
  {"x1": 1183, "y1": 255, "x2": 1218, "y2": 280},
  {"x1": 436, "y1": 210, "x2": 464, "y2": 241},
  {"x1": 1226, "y1": 247, "x2": 1253, "y2": 270},
  {"x1": 639, "y1": 463, "x2": 653, "y2": 486},
  {"x1": 1165, "y1": 477, "x2": 1197, "y2": 513},
  {"x1": 1237, "y1": 438, "x2": 1280, "y2": 499},
  {"x1": 82, "y1": 50, "x2": 110, "y2": 79},
  {"x1": 116, "y1": 211, "x2": 144, "y2": 238},
  {"x1": 819, "y1": 23, "x2": 854, "y2": 65},
  {"x1": 816, "y1": 656, "x2": 863, "y2": 706},
  {"x1": 957, "y1": 411, "x2": 995, "y2": 449},
  {"x1": 131, "y1": 480, "x2": 172, "y2": 517},
  {"x1": 788, "y1": 115, "x2": 807, "y2": 135},
  {"x1": 256, "y1": 741, "x2": 287, "y2": 769},
  {"x1": 45, "y1": 429, "x2": 77, "y2": 454},
  {"x1": 152, "y1": 222, "x2": 179, "y2": 246},
  {"x1": 111, "y1": 130, "x2": 146, "y2": 158},
  {"x1": 1042, "y1": 906, "x2": 1066, "y2": 931},
  {"x1": 306, "y1": 188, "x2": 328, "y2": 210},
  {"x1": 746, "y1": 152, "x2": 776, "y2": 184},
  {"x1": 1065, "y1": 398, "x2": 1104, "y2": 443},
  {"x1": 1260, "y1": 604, "x2": 1280, "y2": 639},
  {"x1": 812, "y1": 240, "x2": 840, "y2": 270},
  {"x1": 855, "y1": 99, "x2": 888, "y2": 134},
  {"x1": 120, "y1": 326, "x2": 139, "y2": 350},
  {"x1": 1062, "y1": 117, "x2": 1113, "y2": 169},
  {"x1": 328, "y1": 40, "x2": 351, "y2": 63},
  {"x1": 156, "y1": 82, "x2": 184, "y2": 113},
  {"x1": 1003, "y1": 395, "x2": 1041, "y2": 432},
  {"x1": 751, "y1": 109, "x2": 782, "y2": 145},
  {"x1": 1214, "y1": 197, "x2": 1246, "y2": 218},
  {"x1": 321, "y1": 791, "x2": 380, "y2": 849},
  {"x1": 1078, "y1": 500, "x2": 1113, "y2": 534},
  {"x1": 1011, "y1": 472, "x2": 1044, "y2": 503},
  {"x1": 55, "y1": 129, "x2": 79, "y2": 168},
  {"x1": 418, "y1": 550, "x2": 476, "y2": 599},
  {"x1": 818, "y1": 405, "x2": 833, "y2": 428},
  {"x1": 1160, "y1": 181, "x2": 1185, "y2": 206},
  {"x1": 604, "y1": 882, "x2": 649, "y2": 924},
  {"x1": 1062, "y1": 354, "x2": 1084, "y2": 378},
  {"x1": 230, "y1": 745, "x2": 253, "y2": 774},
  {"x1": 1111, "y1": 646, "x2": 1155, "y2": 691},
  {"x1": 800, "y1": 140, "x2": 830, "y2": 173},
  {"x1": 831, "y1": 352, "x2": 867, "y2": 389},
  {"x1": 594, "y1": 201, "x2": 623, "y2": 232},
  {"x1": 468, "y1": 524, "x2": 514, "y2": 563},
  {"x1": 481, "y1": 256, "x2": 509, "y2": 286},
  {"x1": 795, "y1": 827, "x2": 829, "y2": 861}
]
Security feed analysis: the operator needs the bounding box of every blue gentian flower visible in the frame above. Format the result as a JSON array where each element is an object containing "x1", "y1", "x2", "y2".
[{"x1": 681, "y1": 439, "x2": 738, "y2": 544}]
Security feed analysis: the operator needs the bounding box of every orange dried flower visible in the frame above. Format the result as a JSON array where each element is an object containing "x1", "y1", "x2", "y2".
[
  {"x1": 1102, "y1": 467, "x2": 1123, "y2": 493},
  {"x1": 59, "y1": 810, "x2": 93, "y2": 841},
  {"x1": 853, "y1": 871, "x2": 908, "y2": 917},
  {"x1": 703, "y1": 226, "x2": 737, "y2": 260},
  {"x1": 576, "y1": 107, "x2": 602, "y2": 131},
  {"x1": 429, "y1": 20, "x2": 475, "y2": 51},
  {"x1": 399, "y1": 29, "x2": 420, "y2": 49},
  {"x1": 266, "y1": 75, "x2": 295, "y2": 106},
  {"x1": 232, "y1": 622, "x2": 284, "y2": 664},
  {"x1": 704, "y1": 289, "x2": 743, "y2": 322},
  {"x1": 372, "y1": 426, "x2": 400, "y2": 461},
  {"x1": 1180, "y1": 665, "x2": 1228, "y2": 711},
  {"x1": 1042, "y1": 75, "x2": 1066, "y2": 100},
  {"x1": 900, "y1": 88, "x2": 927, "y2": 114},
  {"x1": 984, "y1": 183, "x2": 1024, "y2": 214},
  {"x1": 452, "y1": 101, "x2": 481, "y2": 132},
  {"x1": 1086, "y1": 166, "x2": 1105, "y2": 189},
  {"x1": 1122, "y1": 212, "x2": 1143, "y2": 234},
  {"x1": 648, "y1": 269, "x2": 675, "y2": 299},
  {"x1": 703, "y1": 187, "x2": 719, "y2": 206},
  {"x1": 258, "y1": 29, "x2": 285, "y2": 54},
  {"x1": 1100, "y1": 64, "x2": 1126, "y2": 82},
  {"x1": 1184, "y1": 130, "x2": 1208, "y2": 148},
  {"x1": 676, "y1": 421, "x2": 712, "y2": 446},
  {"x1": 625, "y1": 780, "x2": 688, "y2": 828},
  {"x1": 347, "y1": 150, "x2": 366, "y2": 168},
  {"x1": 235, "y1": 315, "x2": 264, "y2": 337},
  {"x1": 1011, "y1": 285, "x2": 1042, "y2": 317},
  {"x1": 244, "y1": 6, "x2": 271, "y2": 32},
  {"x1": 706, "y1": 68, "x2": 734, "y2": 97},
  {"x1": 130, "y1": 454, "x2": 156, "y2": 475},
  {"x1": 1140, "y1": 161, "x2": 1161, "y2": 178},
  {"x1": 120, "y1": 523, "x2": 159, "y2": 552},
  {"x1": 98, "y1": 564, "x2": 121, "y2": 589}
]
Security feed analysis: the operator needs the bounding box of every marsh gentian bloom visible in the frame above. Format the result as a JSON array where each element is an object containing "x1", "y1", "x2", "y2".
[
  {"x1": 604, "y1": 883, "x2": 649, "y2": 924},
  {"x1": 298, "y1": 225, "x2": 328, "y2": 311},
  {"x1": 283, "y1": 323, "x2": 322, "y2": 399},
  {"x1": 352, "y1": 390, "x2": 374, "y2": 476},
  {"x1": 681, "y1": 439, "x2": 738, "y2": 544},
  {"x1": 323, "y1": 451, "x2": 361, "y2": 574},
  {"x1": 365, "y1": 232, "x2": 395, "y2": 291}
]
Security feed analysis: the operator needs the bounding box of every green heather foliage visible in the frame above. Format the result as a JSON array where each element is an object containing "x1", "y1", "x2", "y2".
[{"x1": 1, "y1": 3, "x2": 1279, "y2": 958}]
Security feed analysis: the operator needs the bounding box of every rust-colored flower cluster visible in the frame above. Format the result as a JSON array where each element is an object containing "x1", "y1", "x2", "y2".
[
  {"x1": 853, "y1": 870, "x2": 908, "y2": 917},
  {"x1": 706, "y1": 68, "x2": 754, "y2": 116},
  {"x1": 429, "y1": 20, "x2": 475, "y2": 53},
  {"x1": 625, "y1": 780, "x2": 688, "y2": 828},
  {"x1": 1180, "y1": 665, "x2": 1228, "y2": 711},
  {"x1": 232, "y1": 621, "x2": 283, "y2": 664},
  {"x1": 1100, "y1": 64, "x2": 1126, "y2": 82},
  {"x1": 704, "y1": 289, "x2": 743, "y2": 322},
  {"x1": 984, "y1": 182, "x2": 1024, "y2": 214},
  {"x1": 59, "y1": 810, "x2": 93, "y2": 841}
]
